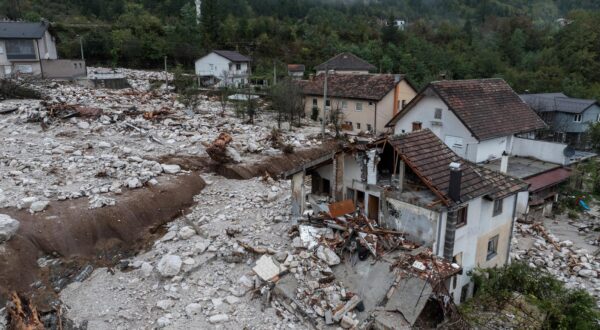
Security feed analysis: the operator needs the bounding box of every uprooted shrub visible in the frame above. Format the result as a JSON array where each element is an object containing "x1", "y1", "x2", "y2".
[
  {"x1": 463, "y1": 262, "x2": 600, "y2": 329},
  {"x1": 0, "y1": 79, "x2": 41, "y2": 100}
]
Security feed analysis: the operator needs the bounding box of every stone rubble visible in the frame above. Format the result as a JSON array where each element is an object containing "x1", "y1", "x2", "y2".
[
  {"x1": 0, "y1": 214, "x2": 20, "y2": 244},
  {"x1": 0, "y1": 68, "x2": 322, "y2": 209},
  {"x1": 512, "y1": 222, "x2": 600, "y2": 306}
]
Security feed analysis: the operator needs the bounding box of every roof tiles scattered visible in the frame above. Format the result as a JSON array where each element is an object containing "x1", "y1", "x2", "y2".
[
  {"x1": 301, "y1": 74, "x2": 402, "y2": 101},
  {"x1": 388, "y1": 129, "x2": 528, "y2": 206},
  {"x1": 315, "y1": 52, "x2": 376, "y2": 72}
]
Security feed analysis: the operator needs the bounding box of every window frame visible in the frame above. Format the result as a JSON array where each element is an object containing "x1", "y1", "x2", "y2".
[
  {"x1": 493, "y1": 199, "x2": 503, "y2": 217},
  {"x1": 312, "y1": 98, "x2": 318, "y2": 106},
  {"x1": 366, "y1": 124, "x2": 372, "y2": 132},
  {"x1": 456, "y1": 206, "x2": 468, "y2": 228},
  {"x1": 356, "y1": 123, "x2": 361, "y2": 130},
  {"x1": 341, "y1": 101, "x2": 348, "y2": 109},
  {"x1": 5, "y1": 39, "x2": 36, "y2": 60},
  {"x1": 487, "y1": 235, "x2": 499, "y2": 260},
  {"x1": 355, "y1": 102, "x2": 363, "y2": 112},
  {"x1": 236, "y1": 63, "x2": 241, "y2": 70},
  {"x1": 434, "y1": 108, "x2": 443, "y2": 120},
  {"x1": 574, "y1": 114, "x2": 582, "y2": 123}
]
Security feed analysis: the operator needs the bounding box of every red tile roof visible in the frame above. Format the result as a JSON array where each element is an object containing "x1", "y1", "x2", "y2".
[
  {"x1": 388, "y1": 129, "x2": 528, "y2": 206},
  {"x1": 301, "y1": 74, "x2": 403, "y2": 101},
  {"x1": 524, "y1": 167, "x2": 572, "y2": 192},
  {"x1": 387, "y1": 79, "x2": 547, "y2": 141}
]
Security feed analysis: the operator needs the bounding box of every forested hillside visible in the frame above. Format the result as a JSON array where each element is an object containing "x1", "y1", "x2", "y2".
[{"x1": 1, "y1": 0, "x2": 600, "y2": 98}]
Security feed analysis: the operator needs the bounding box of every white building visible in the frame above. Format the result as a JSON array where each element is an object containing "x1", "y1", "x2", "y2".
[
  {"x1": 0, "y1": 21, "x2": 57, "y2": 77},
  {"x1": 286, "y1": 129, "x2": 527, "y2": 304},
  {"x1": 195, "y1": 50, "x2": 251, "y2": 88}
]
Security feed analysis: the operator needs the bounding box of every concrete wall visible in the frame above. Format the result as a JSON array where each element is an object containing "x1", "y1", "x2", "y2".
[
  {"x1": 0, "y1": 33, "x2": 57, "y2": 77},
  {"x1": 195, "y1": 52, "x2": 249, "y2": 87},
  {"x1": 384, "y1": 198, "x2": 439, "y2": 246},
  {"x1": 41, "y1": 59, "x2": 86, "y2": 79},
  {"x1": 475, "y1": 136, "x2": 511, "y2": 163},
  {"x1": 511, "y1": 137, "x2": 567, "y2": 165}
]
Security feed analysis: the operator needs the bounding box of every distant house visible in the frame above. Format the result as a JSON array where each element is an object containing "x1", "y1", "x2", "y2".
[
  {"x1": 195, "y1": 50, "x2": 251, "y2": 88},
  {"x1": 394, "y1": 19, "x2": 407, "y2": 31},
  {"x1": 315, "y1": 52, "x2": 376, "y2": 75},
  {"x1": 520, "y1": 93, "x2": 600, "y2": 145},
  {"x1": 301, "y1": 74, "x2": 417, "y2": 134},
  {"x1": 387, "y1": 78, "x2": 547, "y2": 163},
  {"x1": 287, "y1": 64, "x2": 305, "y2": 80}
]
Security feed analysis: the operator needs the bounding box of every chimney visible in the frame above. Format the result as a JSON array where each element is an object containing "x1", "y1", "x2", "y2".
[
  {"x1": 394, "y1": 74, "x2": 401, "y2": 83},
  {"x1": 500, "y1": 151, "x2": 509, "y2": 173},
  {"x1": 448, "y1": 162, "x2": 462, "y2": 202}
]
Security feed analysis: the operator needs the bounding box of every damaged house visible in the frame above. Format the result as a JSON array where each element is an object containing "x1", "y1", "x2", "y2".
[{"x1": 286, "y1": 129, "x2": 528, "y2": 304}]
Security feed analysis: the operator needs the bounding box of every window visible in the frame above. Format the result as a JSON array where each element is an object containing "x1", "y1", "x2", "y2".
[
  {"x1": 325, "y1": 100, "x2": 331, "y2": 107},
  {"x1": 5, "y1": 39, "x2": 36, "y2": 60},
  {"x1": 236, "y1": 63, "x2": 241, "y2": 70},
  {"x1": 312, "y1": 98, "x2": 317, "y2": 106},
  {"x1": 412, "y1": 121, "x2": 422, "y2": 132},
  {"x1": 369, "y1": 101, "x2": 374, "y2": 106},
  {"x1": 401, "y1": 100, "x2": 406, "y2": 109},
  {"x1": 487, "y1": 235, "x2": 499, "y2": 260},
  {"x1": 366, "y1": 124, "x2": 372, "y2": 132},
  {"x1": 574, "y1": 114, "x2": 582, "y2": 122},
  {"x1": 356, "y1": 123, "x2": 361, "y2": 130},
  {"x1": 456, "y1": 206, "x2": 468, "y2": 228},
  {"x1": 355, "y1": 102, "x2": 363, "y2": 111},
  {"x1": 434, "y1": 108, "x2": 443, "y2": 120},
  {"x1": 341, "y1": 101, "x2": 348, "y2": 109},
  {"x1": 345, "y1": 121, "x2": 353, "y2": 130},
  {"x1": 493, "y1": 199, "x2": 503, "y2": 216},
  {"x1": 597, "y1": 114, "x2": 600, "y2": 122}
]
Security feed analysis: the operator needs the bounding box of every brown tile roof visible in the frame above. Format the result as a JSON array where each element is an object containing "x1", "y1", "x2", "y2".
[
  {"x1": 388, "y1": 129, "x2": 528, "y2": 206},
  {"x1": 301, "y1": 74, "x2": 402, "y2": 101},
  {"x1": 387, "y1": 79, "x2": 547, "y2": 141},
  {"x1": 287, "y1": 64, "x2": 305, "y2": 72},
  {"x1": 315, "y1": 52, "x2": 377, "y2": 72}
]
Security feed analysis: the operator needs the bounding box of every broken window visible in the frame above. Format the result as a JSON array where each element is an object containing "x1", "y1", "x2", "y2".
[
  {"x1": 493, "y1": 199, "x2": 503, "y2": 216},
  {"x1": 574, "y1": 114, "x2": 582, "y2": 122},
  {"x1": 456, "y1": 206, "x2": 468, "y2": 228},
  {"x1": 412, "y1": 121, "x2": 422, "y2": 132},
  {"x1": 487, "y1": 235, "x2": 499, "y2": 260},
  {"x1": 434, "y1": 108, "x2": 442, "y2": 120}
]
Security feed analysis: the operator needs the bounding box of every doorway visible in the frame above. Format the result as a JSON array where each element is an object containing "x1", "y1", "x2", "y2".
[{"x1": 368, "y1": 195, "x2": 380, "y2": 221}]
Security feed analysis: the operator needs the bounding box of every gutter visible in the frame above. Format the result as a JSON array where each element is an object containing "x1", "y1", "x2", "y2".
[
  {"x1": 506, "y1": 194, "x2": 519, "y2": 264},
  {"x1": 436, "y1": 211, "x2": 444, "y2": 256}
]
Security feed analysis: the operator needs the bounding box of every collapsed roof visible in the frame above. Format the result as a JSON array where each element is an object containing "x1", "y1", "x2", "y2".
[
  {"x1": 386, "y1": 129, "x2": 528, "y2": 207},
  {"x1": 387, "y1": 79, "x2": 547, "y2": 141}
]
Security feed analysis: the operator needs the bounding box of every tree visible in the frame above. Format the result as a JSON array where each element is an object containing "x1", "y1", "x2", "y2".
[
  {"x1": 201, "y1": 0, "x2": 221, "y2": 47},
  {"x1": 270, "y1": 78, "x2": 305, "y2": 129},
  {"x1": 218, "y1": 87, "x2": 232, "y2": 117},
  {"x1": 586, "y1": 121, "x2": 600, "y2": 152}
]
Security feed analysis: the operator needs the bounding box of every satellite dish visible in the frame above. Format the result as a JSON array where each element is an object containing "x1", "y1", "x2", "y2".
[{"x1": 563, "y1": 146, "x2": 575, "y2": 158}]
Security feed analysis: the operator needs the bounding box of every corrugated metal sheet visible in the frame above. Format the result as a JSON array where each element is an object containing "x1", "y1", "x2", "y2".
[{"x1": 525, "y1": 167, "x2": 572, "y2": 192}]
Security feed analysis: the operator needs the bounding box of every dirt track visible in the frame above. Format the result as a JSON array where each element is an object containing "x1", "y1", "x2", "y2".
[{"x1": 0, "y1": 173, "x2": 205, "y2": 310}]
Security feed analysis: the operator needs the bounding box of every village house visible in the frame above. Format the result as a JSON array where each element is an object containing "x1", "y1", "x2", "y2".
[
  {"x1": 285, "y1": 129, "x2": 527, "y2": 303},
  {"x1": 301, "y1": 74, "x2": 417, "y2": 134},
  {"x1": 287, "y1": 64, "x2": 305, "y2": 80},
  {"x1": 194, "y1": 50, "x2": 251, "y2": 88},
  {"x1": 315, "y1": 52, "x2": 376, "y2": 75},
  {"x1": 0, "y1": 20, "x2": 85, "y2": 79},
  {"x1": 520, "y1": 92, "x2": 600, "y2": 146},
  {"x1": 385, "y1": 78, "x2": 596, "y2": 221}
]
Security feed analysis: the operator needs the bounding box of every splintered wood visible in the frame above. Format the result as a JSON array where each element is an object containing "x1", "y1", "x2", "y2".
[{"x1": 7, "y1": 292, "x2": 44, "y2": 330}]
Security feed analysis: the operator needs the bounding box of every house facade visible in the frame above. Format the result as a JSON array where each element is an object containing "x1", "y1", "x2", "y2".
[
  {"x1": 286, "y1": 129, "x2": 527, "y2": 304},
  {"x1": 195, "y1": 50, "x2": 251, "y2": 88},
  {"x1": 386, "y1": 79, "x2": 547, "y2": 163},
  {"x1": 520, "y1": 93, "x2": 600, "y2": 146},
  {"x1": 315, "y1": 52, "x2": 376, "y2": 75},
  {"x1": 0, "y1": 21, "x2": 57, "y2": 77},
  {"x1": 301, "y1": 74, "x2": 417, "y2": 134},
  {"x1": 287, "y1": 64, "x2": 305, "y2": 80}
]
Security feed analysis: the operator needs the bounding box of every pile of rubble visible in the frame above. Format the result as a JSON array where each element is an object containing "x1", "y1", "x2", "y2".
[
  {"x1": 87, "y1": 67, "x2": 174, "y2": 91},
  {"x1": 0, "y1": 68, "x2": 322, "y2": 209},
  {"x1": 513, "y1": 223, "x2": 600, "y2": 305}
]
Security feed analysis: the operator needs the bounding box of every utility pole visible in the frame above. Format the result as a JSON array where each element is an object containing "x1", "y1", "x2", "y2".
[
  {"x1": 78, "y1": 35, "x2": 85, "y2": 60},
  {"x1": 321, "y1": 66, "x2": 329, "y2": 139},
  {"x1": 273, "y1": 60, "x2": 277, "y2": 86},
  {"x1": 164, "y1": 56, "x2": 168, "y2": 91}
]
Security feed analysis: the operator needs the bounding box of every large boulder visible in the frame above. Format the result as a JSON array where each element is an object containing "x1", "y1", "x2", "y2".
[
  {"x1": 157, "y1": 255, "x2": 182, "y2": 277},
  {"x1": 0, "y1": 214, "x2": 20, "y2": 243}
]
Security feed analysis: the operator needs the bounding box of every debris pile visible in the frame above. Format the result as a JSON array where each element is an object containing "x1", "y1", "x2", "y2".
[
  {"x1": 205, "y1": 132, "x2": 240, "y2": 163},
  {"x1": 513, "y1": 223, "x2": 600, "y2": 305}
]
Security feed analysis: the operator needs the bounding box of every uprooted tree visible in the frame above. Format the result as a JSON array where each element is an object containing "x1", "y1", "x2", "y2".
[{"x1": 0, "y1": 78, "x2": 41, "y2": 101}]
